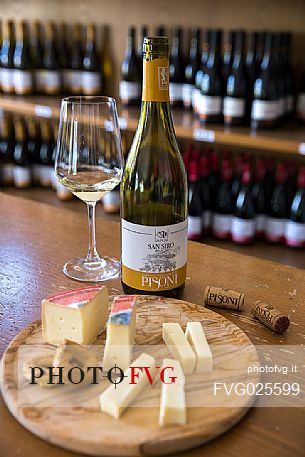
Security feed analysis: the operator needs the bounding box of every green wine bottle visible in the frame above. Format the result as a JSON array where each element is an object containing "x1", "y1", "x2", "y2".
[{"x1": 121, "y1": 36, "x2": 188, "y2": 298}]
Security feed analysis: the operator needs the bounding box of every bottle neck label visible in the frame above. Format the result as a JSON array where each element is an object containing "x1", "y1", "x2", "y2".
[{"x1": 142, "y1": 58, "x2": 169, "y2": 102}]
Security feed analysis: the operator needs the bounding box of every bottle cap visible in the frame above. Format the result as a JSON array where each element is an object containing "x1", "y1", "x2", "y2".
[
  {"x1": 276, "y1": 163, "x2": 287, "y2": 184},
  {"x1": 143, "y1": 36, "x2": 169, "y2": 55},
  {"x1": 222, "y1": 159, "x2": 232, "y2": 182},
  {"x1": 189, "y1": 160, "x2": 199, "y2": 182},
  {"x1": 255, "y1": 159, "x2": 266, "y2": 181},
  {"x1": 242, "y1": 163, "x2": 251, "y2": 186},
  {"x1": 298, "y1": 167, "x2": 305, "y2": 188}
]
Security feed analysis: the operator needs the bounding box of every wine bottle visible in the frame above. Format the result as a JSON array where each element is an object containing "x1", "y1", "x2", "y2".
[
  {"x1": 0, "y1": 113, "x2": 14, "y2": 185},
  {"x1": 255, "y1": 32, "x2": 266, "y2": 75},
  {"x1": 31, "y1": 21, "x2": 44, "y2": 94},
  {"x1": 199, "y1": 29, "x2": 223, "y2": 124},
  {"x1": 13, "y1": 20, "x2": 33, "y2": 95},
  {"x1": 208, "y1": 149, "x2": 220, "y2": 210},
  {"x1": 67, "y1": 23, "x2": 83, "y2": 94},
  {"x1": 297, "y1": 69, "x2": 305, "y2": 122},
  {"x1": 265, "y1": 163, "x2": 288, "y2": 243},
  {"x1": 169, "y1": 27, "x2": 185, "y2": 107},
  {"x1": 231, "y1": 154, "x2": 244, "y2": 203},
  {"x1": 222, "y1": 31, "x2": 236, "y2": 84},
  {"x1": 120, "y1": 26, "x2": 141, "y2": 105},
  {"x1": 13, "y1": 117, "x2": 31, "y2": 188},
  {"x1": 82, "y1": 23, "x2": 101, "y2": 95},
  {"x1": 39, "y1": 119, "x2": 54, "y2": 187},
  {"x1": 155, "y1": 25, "x2": 166, "y2": 36},
  {"x1": 26, "y1": 117, "x2": 41, "y2": 185},
  {"x1": 245, "y1": 31, "x2": 259, "y2": 123},
  {"x1": 199, "y1": 155, "x2": 212, "y2": 234},
  {"x1": 182, "y1": 27, "x2": 200, "y2": 109},
  {"x1": 212, "y1": 159, "x2": 233, "y2": 239},
  {"x1": 232, "y1": 163, "x2": 255, "y2": 244},
  {"x1": 223, "y1": 30, "x2": 247, "y2": 126},
  {"x1": 251, "y1": 158, "x2": 267, "y2": 238},
  {"x1": 193, "y1": 30, "x2": 211, "y2": 114},
  {"x1": 0, "y1": 20, "x2": 15, "y2": 94},
  {"x1": 273, "y1": 33, "x2": 286, "y2": 122},
  {"x1": 40, "y1": 21, "x2": 61, "y2": 95},
  {"x1": 285, "y1": 167, "x2": 305, "y2": 248},
  {"x1": 58, "y1": 22, "x2": 71, "y2": 93},
  {"x1": 251, "y1": 33, "x2": 279, "y2": 129},
  {"x1": 188, "y1": 160, "x2": 203, "y2": 240},
  {"x1": 282, "y1": 33, "x2": 294, "y2": 117},
  {"x1": 121, "y1": 37, "x2": 188, "y2": 297}
]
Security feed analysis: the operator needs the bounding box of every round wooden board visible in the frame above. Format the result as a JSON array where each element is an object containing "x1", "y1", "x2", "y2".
[{"x1": 0, "y1": 295, "x2": 260, "y2": 456}]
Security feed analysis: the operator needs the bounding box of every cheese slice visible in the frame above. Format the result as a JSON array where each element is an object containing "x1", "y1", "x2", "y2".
[
  {"x1": 185, "y1": 321, "x2": 213, "y2": 373},
  {"x1": 159, "y1": 358, "x2": 186, "y2": 426},
  {"x1": 99, "y1": 352, "x2": 156, "y2": 419},
  {"x1": 162, "y1": 323, "x2": 196, "y2": 375},
  {"x1": 42, "y1": 286, "x2": 109, "y2": 345},
  {"x1": 102, "y1": 295, "x2": 137, "y2": 371}
]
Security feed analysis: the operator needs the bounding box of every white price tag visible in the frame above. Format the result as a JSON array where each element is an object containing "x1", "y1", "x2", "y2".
[
  {"x1": 298, "y1": 143, "x2": 305, "y2": 155},
  {"x1": 35, "y1": 105, "x2": 53, "y2": 118},
  {"x1": 193, "y1": 128, "x2": 215, "y2": 143}
]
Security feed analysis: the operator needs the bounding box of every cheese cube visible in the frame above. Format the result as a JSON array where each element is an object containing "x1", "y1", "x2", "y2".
[
  {"x1": 102, "y1": 295, "x2": 137, "y2": 371},
  {"x1": 162, "y1": 323, "x2": 196, "y2": 374},
  {"x1": 159, "y1": 358, "x2": 186, "y2": 426},
  {"x1": 99, "y1": 352, "x2": 156, "y2": 419},
  {"x1": 185, "y1": 322, "x2": 213, "y2": 373},
  {"x1": 42, "y1": 286, "x2": 109, "y2": 345}
]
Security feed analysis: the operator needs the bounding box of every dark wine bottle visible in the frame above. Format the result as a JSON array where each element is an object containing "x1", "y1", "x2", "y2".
[
  {"x1": 13, "y1": 116, "x2": 31, "y2": 188},
  {"x1": 31, "y1": 21, "x2": 44, "y2": 94},
  {"x1": 155, "y1": 25, "x2": 166, "y2": 36},
  {"x1": 297, "y1": 69, "x2": 305, "y2": 122},
  {"x1": 208, "y1": 150, "x2": 220, "y2": 210},
  {"x1": 251, "y1": 158, "x2": 267, "y2": 238},
  {"x1": 0, "y1": 20, "x2": 15, "y2": 94},
  {"x1": 285, "y1": 167, "x2": 305, "y2": 247},
  {"x1": 0, "y1": 113, "x2": 14, "y2": 185},
  {"x1": 232, "y1": 163, "x2": 255, "y2": 244},
  {"x1": 199, "y1": 155, "x2": 212, "y2": 234},
  {"x1": 265, "y1": 163, "x2": 288, "y2": 243},
  {"x1": 245, "y1": 31, "x2": 259, "y2": 123},
  {"x1": 68, "y1": 23, "x2": 84, "y2": 94},
  {"x1": 183, "y1": 27, "x2": 200, "y2": 109},
  {"x1": 26, "y1": 117, "x2": 41, "y2": 185},
  {"x1": 199, "y1": 29, "x2": 223, "y2": 124},
  {"x1": 231, "y1": 155, "x2": 244, "y2": 203},
  {"x1": 169, "y1": 27, "x2": 185, "y2": 108},
  {"x1": 188, "y1": 160, "x2": 203, "y2": 240},
  {"x1": 120, "y1": 26, "x2": 141, "y2": 105},
  {"x1": 13, "y1": 20, "x2": 33, "y2": 95},
  {"x1": 223, "y1": 30, "x2": 247, "y2": 126},
  {"x1": 39, "y1": 119, "x2": 54, "y2": 187},
  {"x1": 82, "y1": 23, "x2": 101, "y2": 95},
  {"x1": 282, "y1": 32, "x2": 294, "y2": 117},
  {"x1": 212, "y1": 159, "x2": 233, "y2": 239},
  {"x1": 57, "y1": 22, "x2": 70, "y2": 93},
  {"x1": 193, "y1": 29, "x2": 211, "y2": 114},
  {"x1": 273, "y1": 33, "x2": 286, "y2": 122},
  {"x1": 222, "y1": 31, "x2": 236, "y2": 84},
  {"x1": 40, "y1": 21, "x2": 61, "y2": 95},
  {"x1": 255, "y1": 32, "x2": 266, "y2": 76}
]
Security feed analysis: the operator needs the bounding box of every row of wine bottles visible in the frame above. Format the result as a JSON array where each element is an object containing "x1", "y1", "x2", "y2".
[
  {"x1": 185, "y1": 145, "x2": 305, "y2": 247},
  {"x1": 120, "y1": 26, "x2": 305, "y2": 127},
  {"x1": 0, "y1": 19, "x2": 103, "y2": 95}
]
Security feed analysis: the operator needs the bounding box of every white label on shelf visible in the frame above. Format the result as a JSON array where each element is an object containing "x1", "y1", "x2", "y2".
[
  {"x1": 251, "y1": 100, "x2": 278, "y2": 120},
  {"x1": 297, "y1": 93, "x2": 305, "y2": 120},
  {"x1": 286, "y1": 94, "x2": 294, "y2": 113},
  {"x1": 212, "y1": 214, "x2": 232, "y2": 237},
  {"x1": 193, "y1": 128, "x2": 215, "y2": 143},
  {"x1": 285, "y1": 220, "x2": 305, "y2": 246},
  {"x1": 103, "y1": 190, "x2": 120, "y2": 209},
  {"x1": 223, "y1": 97, "x2": 245, "y2": 118},
  {"x1": 182, "y1": 83, "x2": 193, "y2": 108},
  {"x1": 119, "y1": 81, "x2": 140, "y2": 102},
  {"x1": 14, "y1": 166, "x2": 31, "y2": 187},
  {"x1": 1, "y1": 68, "x2": 14, "y2": 92},
  {"x1": 192, "y1": 88, "x2": 200, "y2": 112},
  {"x1": 265, "y1": 217, "x2": 286, "y2": 241},
  {"x1": 13, "y1": 70, "x2": 33, "y2": 94},
  {"x1": 82, "y1": 71, "x2": 101, "y2": 94},
  {"x1": 188, "y1": 216, "x2": 202, "y2": 237},
  {"x1": 231, "y1": 217, "x2": 255, "y2": 241},
  {"x1": 65, "y1": 70, "x2": 83, "y2": 92},
  {"x1": 1, "y1": 163, "x2": 14, "y2": 184},
  {"x1": 34, "y1": 104, "x2": 53, "y2": 118},
  {"x1": 198, "y1": 95, "x2": 222, "y2": 116},
  {"x1": 37, "y1": 70, "x2": 61, "y2": 93},
  {"x1": 202, "y1": 210, "x2": 212, "y2": 230},
  {"x1": 255, "y1": 214, "x2": 266, "y2": 234},
  {"x1": 169, "y1": 82, "x2": 184, "y2": 102}
]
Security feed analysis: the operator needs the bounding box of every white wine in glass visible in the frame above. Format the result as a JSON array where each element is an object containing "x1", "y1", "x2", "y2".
[{"x1": 55, "y1": 96, "x2": 124, "y2": 282}]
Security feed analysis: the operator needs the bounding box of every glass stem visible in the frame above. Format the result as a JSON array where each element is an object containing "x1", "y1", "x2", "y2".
[{"x1": 86, "y1": 202, "x2": 100, "y2": 263}]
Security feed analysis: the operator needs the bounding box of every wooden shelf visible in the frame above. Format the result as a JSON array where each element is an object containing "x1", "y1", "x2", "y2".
[{"x1": 1, "y1": 95, "x2": 305, "y2": 157}]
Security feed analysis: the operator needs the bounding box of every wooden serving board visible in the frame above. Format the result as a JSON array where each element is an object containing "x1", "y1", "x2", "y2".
[{"x1": 0, "y1": 296, "x2": 260, "y2": 456}]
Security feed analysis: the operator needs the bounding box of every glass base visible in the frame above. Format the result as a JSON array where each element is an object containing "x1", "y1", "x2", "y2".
[{"x1": 63, "y1": 256, "x2": 120, "y2": 282}]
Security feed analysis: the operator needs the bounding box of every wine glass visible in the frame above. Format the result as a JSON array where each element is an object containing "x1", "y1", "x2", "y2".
[{"x1": 55, "y1": 96, "x2": 124, "y2": 282}]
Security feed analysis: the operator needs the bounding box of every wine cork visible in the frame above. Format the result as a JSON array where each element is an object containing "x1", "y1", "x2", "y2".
[
  {"x1": 251, "y1": 301, "x2": 290, "y2": 334},
  {"x1": 204, "y1": 286, "x2": 245, "y2": 311}
]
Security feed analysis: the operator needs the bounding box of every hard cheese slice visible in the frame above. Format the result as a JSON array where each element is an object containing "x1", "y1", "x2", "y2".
[
  {"x1": 42, "y1": 286, "x2": 109, "y2": 345},
  {"x1": 185, "y1": 321, "x2": 213, "y2": 373},
  {"x1": 162, "y1": 323, "x2": 196, "y2": 374},
  {"x1": 159, "y1": 358, "x2": 186, "y2": 426},
  {"x1": 99, "y1": 352, "x2": 156, "y2": 419},
  {"x1": 102, "y1": 295, "x2": 137, "y2": 371}
]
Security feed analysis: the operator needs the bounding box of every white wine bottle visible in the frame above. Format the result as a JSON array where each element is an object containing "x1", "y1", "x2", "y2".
[{"x1": 121, "y1": 36, "x2": 188, "y2": 298}]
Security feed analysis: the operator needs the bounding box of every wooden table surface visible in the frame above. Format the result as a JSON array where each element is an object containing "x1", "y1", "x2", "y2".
[{"x1": 0, "y1": 193, "x2": 304, "y2": 457}]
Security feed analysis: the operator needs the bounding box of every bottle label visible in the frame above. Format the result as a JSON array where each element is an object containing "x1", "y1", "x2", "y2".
[
  {"x1": 182, "y1": 83, "x2": 193, "y2": 108},
  {"x1": 202, "y1": 210, "x2": 212, "y2": 230},
  {"x1": 1, "y1": 163, "x2": 14, "y2": 185},
  {"x1": 285, "y1": 221, "x2": 305, "y2": 247},
  {"x1": 36, "y1": 70, "x2": 61, "y2": 94},
  {"x1": 251, "y1": 100, "x2": 278, "y2": 120},
  {"x1": 265, "y1": 217, "x2": 286, "y2": 242},
  {"x1": 82, "y1": 71, "x2": 101, "y2": 94},
  {"x1": 198, "y1": 95, "x2": 222, "y2": 118},
  {"x1": 212, "y1": 214, "x2": 232, "y2": 238},
  {"x1": 231, "y1": 217, "x2": 255, "y2": 243},
  {"x1": 188, "y1": 216, "x2": 202, "y2": 238},
  {"x1": 169, "y1": 82, "x2": 183, "y2": 102},
  {"x1": 223, "y1": 97, "x2": 245, "y2": 118},
  {"x1": 1, "y1": 68, "x2": 14, "y2": 92},
  {"x1": 297, "y1": 93, "x2": 305, "y2": 120},
  {"x1": 142, "y1": 58, "x2": 169, "y2": 102},
  {"x1": 192, "y1": 87, "x2": 200, "y2": 111},
  {"x1": 255, "y1": 214, "x2": 266, "y2": 235},
  {"x1": 103, "y1": 190, "x2": 120, "y2": 210},
  {"x1": 121, "y1": 219, "x2": 187, "y2": 291},
  {"x1": 120, "y1": 81, "x2": 141, "y2": 103},
  {"x1": 65, "y1": 70, "x2": 83, "y2": 93},
  {"x1": 14, "y1": 166, "x2": 31, "y2": 188},
  {"x1": 13, "y1": 70, "x2": 33, "y2": 94}
]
